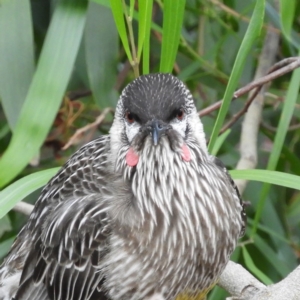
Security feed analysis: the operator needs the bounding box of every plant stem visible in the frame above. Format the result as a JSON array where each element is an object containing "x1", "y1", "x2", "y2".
[{"x1": 122, "y1": 0, "x2": 139, "y2": 77}]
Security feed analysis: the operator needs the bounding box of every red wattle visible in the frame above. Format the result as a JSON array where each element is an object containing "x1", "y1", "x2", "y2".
[
  {"x1": 181, "y1": 144, "x2": 191, "y2": 162},
  {"x1": 126, "y1": 147, "x2": 139, "y2": 167}
]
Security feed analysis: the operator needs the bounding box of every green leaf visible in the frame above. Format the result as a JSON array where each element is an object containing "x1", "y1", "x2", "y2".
[
  {"x1": 138, "y1": 0, "x2": 153, "y2": 74},
  {"x1": 109, "y1": 0, "x2": 133, "y2": 62},
  {"x1": 247, "y1": 218, "x2": 289, "y2": 244},
  {"x1": 0, "y1": 0, "x2": 35, "y2": 130},
  {"x1": 129, "y1": 0, "x2": 134, "y2": 18},
  {"x1": 266, "y1": 3, "x2": 300, "y2": 48},
  {"x1": 210, "y1": 129, "x2": 231, "y2": 156},
  {"x1": 159, "y1": 0, "x2": 186, "y2": 73},
  {"x1": 85, "y1": 2, "x2": 118, "y2": 108},
  {"x1": 0, "y1": 237, "x2": 15, "y2": 260},
  {"x1": 91, "y1": 0, "x2": 110, "y2": 5},
  {"x1": 242, "y1": 246, "x2": 273, "y2": 285},
  {"x1": 0, "y1": 168, "x2": 59, "y2": 219},
  {"x1": 0, "y1": 215, "x2": 12, "y2": 238},
  {"x1": 0, "y1": 124, "x2": 10, "y2": 140},
  {"x1": 0, "y1": 0, "x2": 88, "y2": 188},
  {"x1": 230, "y1": 169, "x2": 300, "y2": 191},
  {"x1": 279, "y1": 0, "x2": 296, "y2": 42},
  {"x1": 254, "y1": 234, "x2": 290, "y2": 278},
  {"x1": 208, "y1": 0, "x2": 265, "y2": 152}
]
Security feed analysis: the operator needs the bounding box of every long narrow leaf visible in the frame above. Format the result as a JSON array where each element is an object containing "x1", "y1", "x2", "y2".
[
  {"x1": 254, "y1": 235, "x2": 290, "y2": 277},
  {"x1": 0, "y1": 0, "x2": 88, "y2": 188},
  {"x1": 109, "y1": 0, "x2": 133, "y2": 62},
  {"x1": 279, "y1": 0, "x2": 296, "y2": 42},
  {"x1": 0, "y1": 237, "x2": 15, "y2": 260},
  {"x1": 0, "y1": 0, "x2": 34, "y2": 130},
  {"x1": 242, "y1": 246, "x2": 273, "y2": 285},
  {"x1": 0, "y1": 168, "x2": 60, "y2": 219},
  {"x1": 230, "y1": 169, "x2": 300, "y2": 191},
  {"x1": 208, "y1": 0, "x2": 265, "y2": 152},
  {"x1": 159, "y1": 0, "x2": 186, "y2": 73},
  {"x1": 138, "y1": 0, "x2": 153, "y2": 68},
  {"x1": 210, "y1": 129, "x2": 231, "y2": 156}
]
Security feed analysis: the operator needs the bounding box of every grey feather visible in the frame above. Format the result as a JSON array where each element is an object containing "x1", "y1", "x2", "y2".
[{"x1": 0, "y1": 73, "x2": 245, "y2": 300}]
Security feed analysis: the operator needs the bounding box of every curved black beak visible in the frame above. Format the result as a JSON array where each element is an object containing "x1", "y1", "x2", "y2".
[{"x1": 147, "y1": 120, "x2": 170, "y2": 146}]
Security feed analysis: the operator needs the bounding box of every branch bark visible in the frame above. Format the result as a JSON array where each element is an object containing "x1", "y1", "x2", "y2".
[
  {"x1": 13, "y1": 201, "x2": 34, "y2": 216},
  {"x1": 218, "y1": 261, "x2": 300, "y2": 300},
  {"x1": 235, "y1": 23, "x2": 280, "y2": 193},
  {"x1": 218, "y1": 261, "x2": 265, "y2": 299}
]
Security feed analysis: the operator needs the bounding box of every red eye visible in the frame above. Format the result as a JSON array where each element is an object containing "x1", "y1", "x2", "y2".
[
  {"x1": 176, "y1": 109, "x2": 184, "y2": 121},
  {"x1": 125, "y1": 111, "x2": 135, "y2": 124}
]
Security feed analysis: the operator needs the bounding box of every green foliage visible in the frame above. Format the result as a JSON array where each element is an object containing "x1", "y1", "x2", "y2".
[
  {"x1": 0, "y1": 168, "x2": 60, "y2": 219},
  {"x1": 110, "y1": 0, "x2": 133, "y2": 62},
  {"x1": 208, "y1": 0, "x2": 265, "y2": 151},
  {"x1": 159, "y1": 0, "x2": 186, "y2": 73},
  {"x1": 0, "y1": 0, "x2": 88, "y2": 187},
  {"x1": 0, "y1": 0, "x2": 34, "y2": 130},
  {"x1": 138, "y1": 0, "x2": 153, "y2": 74},
  {"x1": 0, "y1": 0, "x2": 300, "y2": 299}
]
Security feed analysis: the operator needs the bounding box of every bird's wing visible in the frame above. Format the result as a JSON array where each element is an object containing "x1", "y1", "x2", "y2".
[
  {"x1": 211, "y1": 156, "x2": 247, "y2": 237},
  {"x1": 13, "y1": 136, "x2": 112, "y2": 300}
]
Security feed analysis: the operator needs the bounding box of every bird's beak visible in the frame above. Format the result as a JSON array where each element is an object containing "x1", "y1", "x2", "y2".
[{"x1": 148, "y1": 120, "x2": 169, "y2": 146}]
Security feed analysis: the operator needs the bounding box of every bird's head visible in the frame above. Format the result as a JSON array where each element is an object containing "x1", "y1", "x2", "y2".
[{"x1": 110, "y1": 73, "x2": 208, "y2": 174}]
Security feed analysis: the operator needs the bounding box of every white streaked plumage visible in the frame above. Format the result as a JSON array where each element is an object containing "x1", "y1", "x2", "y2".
[{"x1": 0, "y1": 73, "x2": 245, "y2": 300}]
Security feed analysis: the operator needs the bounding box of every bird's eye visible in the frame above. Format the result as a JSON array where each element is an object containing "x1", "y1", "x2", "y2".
[
  {"x1": 125, "y1": 111, "x2": 135, "y2": 124},
  {"x1": 176, "y1": 109, "x2": 184, "y2": 121}
]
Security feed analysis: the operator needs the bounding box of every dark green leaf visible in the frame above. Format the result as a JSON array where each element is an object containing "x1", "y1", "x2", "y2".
[
  {"x1": 109, "y1": 0, "x2": 133, "y2": 62},
  {"x1": 208, "y1": 0, "x2": 265, "y2": 152},
  {"x1": 0, "y1": 0, "x2": 88, "y2": 187},
  {"x1": 230, "y1": 169, "x2": 300, "y2": 191},
  {"x1": 138, "y1": 0, "x2": 153, "y2": 74},
  {"x1": 0, "y1": 0, "x2": 35, "y2": 130},
  {"x1": 0, "y1": 168, "x2": 59, "y2": 219},
  {"x1": 159, "y1": 0, "x2": 186, "y2": 73}
]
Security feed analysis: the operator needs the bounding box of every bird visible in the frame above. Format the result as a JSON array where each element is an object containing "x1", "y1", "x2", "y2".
[{"x1": 0, "y1": 73, "x2": 246, "y2": 300}]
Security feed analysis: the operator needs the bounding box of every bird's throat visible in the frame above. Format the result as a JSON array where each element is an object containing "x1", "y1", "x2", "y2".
[{"x1": 125, "y1": 144, "x2": 191, "y2": 167}]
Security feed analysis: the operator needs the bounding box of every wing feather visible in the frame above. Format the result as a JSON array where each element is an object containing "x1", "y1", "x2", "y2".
[
  {"x1": 12, "y1": 136, "x2": 112, "y2": 300},
  {"x1": 211, "y1": 156, "x2": 247, "y2": 236}
]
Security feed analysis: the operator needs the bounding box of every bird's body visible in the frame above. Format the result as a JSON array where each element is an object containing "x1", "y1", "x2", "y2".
[{"x1": 0, "y1": 74, "x2": 245, "y2": 300}]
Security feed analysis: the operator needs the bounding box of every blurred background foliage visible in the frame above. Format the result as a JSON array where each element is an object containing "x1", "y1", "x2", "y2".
[{"x1": 0, "y1": 0, "x2": 300, "y2": 299}]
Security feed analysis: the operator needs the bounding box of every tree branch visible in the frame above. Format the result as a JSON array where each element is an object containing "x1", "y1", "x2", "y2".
[
  {"x1": 234, "y1": 22, "x2": 280, "y2": 193},
  {"x1": 218, "y1": 261, "x2": 300, "y2": 300},
  {"x1": 218, "y1": 261, "x2": 265, "y2": 299},
  {"x1": 13, "y1": 201, "x2": 34, "y2": 216},
  {"x1": 198, "y1": 56, "x2": 300, "y2": 119}
]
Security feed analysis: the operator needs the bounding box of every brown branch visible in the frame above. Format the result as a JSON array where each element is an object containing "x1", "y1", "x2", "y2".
[
  {"x1": 219, "y1": 86, "x2": 262, "y2": 134},
  {"x1": 234, "y1": 16, "x2": 280, "y2": 193},
  {"x1": 62, "y1": 107, "x2": 114, "y2": 150},
  {"x1": 234, "y1": 57, "x2": 300, "y2": 99},
  {"x1": 67, "y1": 89, "x2": 92, "y2": 101},
  {"x1": 261, "y1": 121, "x2": 300, "y2": 133},
  {"x1": 219, "y1": 261, "x2": 300, "y2": 300},
  {"x1": 198, "y1": 57, "x2": 300, "y2": 118},
  {"x1": 13, "y1": 201, "x2": 34, "y2": 215}
]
